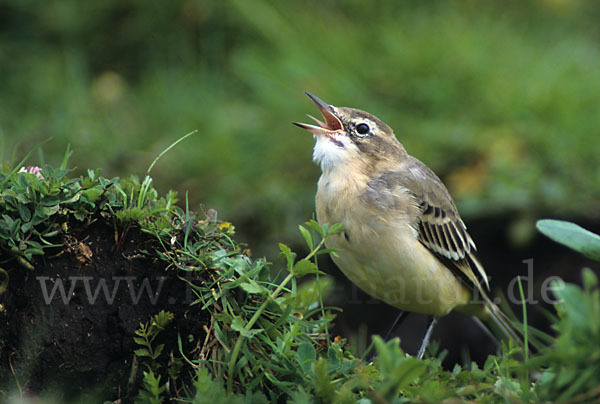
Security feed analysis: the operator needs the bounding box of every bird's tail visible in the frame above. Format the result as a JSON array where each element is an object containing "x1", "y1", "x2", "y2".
[
  {"x1": 472, "y1": 290, "x2": 547, "y2": 354},
  {"x1": 479, "y1": 297, "x2": 523, "y2": 348}
]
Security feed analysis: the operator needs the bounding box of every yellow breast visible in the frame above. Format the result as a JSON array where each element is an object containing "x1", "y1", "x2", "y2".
[{"x1": 316, "y1": 171, "x2": 472, "y2": 317}]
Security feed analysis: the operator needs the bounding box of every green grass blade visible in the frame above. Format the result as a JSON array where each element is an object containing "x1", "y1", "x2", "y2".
[{"x1": 146, "y1": 129, "x2": 198, "y2": 175}]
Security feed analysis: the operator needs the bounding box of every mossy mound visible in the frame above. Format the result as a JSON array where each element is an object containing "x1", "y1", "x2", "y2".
[{"x1": 0, "y1": 166, "x2": 249, "y2": 402}]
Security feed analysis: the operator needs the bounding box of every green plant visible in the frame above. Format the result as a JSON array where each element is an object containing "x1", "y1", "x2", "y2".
[
  {"x1": 134, "y1": 310, "x2": 175, "y2": 371},
  {"x1": 0, "y1": 165, "x2": 115, "y2": 269},
  {"x1": 0, "y1": 139, "x2": 190, "y2": 277},
  {"x1": 189, "y1": 367, "x2": 268, "y2": 404},
  {"x1": 537, "y1": 219, "x2": 600, "y2": 262},
  {"x1": 224, "y1": 221, "x2": 342, "y2": 393},
  {"x1": 133, "y1": 311, "x2": 190, "y2": 402},
  {"x1": 135, "y1": 370, "x2": 167, "y2": 404},
  {"x1": 6, "y1": 154, "x2": 600, "y2": 403},
  {"x1": 533, "y1": 219, "x2": 600, "y2": 402}
]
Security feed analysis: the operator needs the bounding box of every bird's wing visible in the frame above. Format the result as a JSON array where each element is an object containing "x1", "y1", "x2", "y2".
[
  {"x1": 368, "y1": 157, "x2": 490, "y2": 291},
  {"x1": 416, "y1": 197, "x2": 489, "y2": 291}
]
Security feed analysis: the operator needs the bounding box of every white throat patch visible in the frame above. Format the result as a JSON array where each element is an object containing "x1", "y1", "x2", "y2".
[{"x1": 312, "y1": 134, "x2": 353, "y2": 172}]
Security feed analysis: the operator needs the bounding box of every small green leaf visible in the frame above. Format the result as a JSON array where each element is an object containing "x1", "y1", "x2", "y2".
[
  {"x1": 41, "y1": 204, "x2": 60, "y2": 217},
  {"x1": 279, "y1": 243, "x2": 297, "y2": 270},
  {"x1": 25, "y1": 240, "x2": 43, "y2": 249},
  {"x1": 295, "y1": 342, "x2": 316, "y2": 374},
  {"x1": 582, "y1": 268, "x2": 598, "y2": 290},
  {"x1": 134, "y1": 348, "x2": 151, "y2": 357},
  {"x1": 292, "y1": 259, "x2": 321, "y2": 278},
  {"x1": 537, "y1": 219, "x2": 600, "y2": 261},
  {"x1": 24, "y1": 247, "x2": 44, "y2": 256},
  {"x1": 231, "y1": 316, "x2": 262, "y2": 338},
  {"x1": 316, "y1": 247, "x2": 339, "y2": 256},
  {"x1": 59, "y1": 191, "x2": 82, "y2": 204},
  {"x1": 327, "y1": 223, "x2": 345, "y2": 236},
  {"x1": 279, "y1": 243, "x2": 291, "y2": 255},
  {"x1": 40, "y1": 195, "x2": 60, "y2": 207},
  {"x1": 32, "y1": 211, "x2": 49, "y2": 225},
  {"x1": 17, "y1": 204, "x2": 31, "y2": 222},
  {"x1": 133, "y1": 337, "x2": 148, "y2": 346},
  {"x1": 240, "y1": 280, "x2": 269, "y2": 295},
  {"x1": 152, "y1": 343, "x2": 165, "y2": 359},
  {"x1": 298, "y1": 225, "x2": 313, "y2": 250},
  {"x1": 82, "y1": 188, "x2": 103, "y2": 203},
  {"x1": 21, "y1": 222, "x2": 32, "y2": 233},
  {"x1": 9, "y1": 217, "x2": 21, "y2": 237},
  {"x1": 305, "y1": 219, "x2": 326, "y2": 237}
]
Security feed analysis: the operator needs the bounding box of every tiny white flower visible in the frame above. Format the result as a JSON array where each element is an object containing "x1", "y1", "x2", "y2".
[{"x1": 19, "y1": 166, "x2": 44, "y2": 179}]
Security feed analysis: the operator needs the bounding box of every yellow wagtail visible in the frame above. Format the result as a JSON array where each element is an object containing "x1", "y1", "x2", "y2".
[{"x1": 294, "y1": 92, "x2": 520, "y2": 358}]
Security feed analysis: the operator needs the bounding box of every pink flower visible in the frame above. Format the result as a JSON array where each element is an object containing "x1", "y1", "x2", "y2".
[{"x1": 19, "y1": 166, "x2": 44, "y2": 179}]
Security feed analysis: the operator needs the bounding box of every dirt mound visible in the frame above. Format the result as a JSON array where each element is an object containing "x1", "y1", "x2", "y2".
[{"x1": 0, "y1": 218, "x2": 207, "y2": 401}]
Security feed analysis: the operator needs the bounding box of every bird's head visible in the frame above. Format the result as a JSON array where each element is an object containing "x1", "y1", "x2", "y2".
[{"x1": 294, "y1": 92, "x2": 405, "y2": 172}]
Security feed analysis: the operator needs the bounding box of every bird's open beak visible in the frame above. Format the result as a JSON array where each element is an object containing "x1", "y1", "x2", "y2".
[{"x1": 293, "y1": 92, "x2": 343, "y2": 135}]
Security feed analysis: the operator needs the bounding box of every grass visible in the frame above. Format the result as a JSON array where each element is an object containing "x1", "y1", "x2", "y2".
[{"x1": 1, "y1": 154, "x2": 600, "y2": 403}]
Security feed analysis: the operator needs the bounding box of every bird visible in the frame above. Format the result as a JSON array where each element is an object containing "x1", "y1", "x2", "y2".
[{"x1": 294, "y1": 92, "x2": 520, "y2": 358}]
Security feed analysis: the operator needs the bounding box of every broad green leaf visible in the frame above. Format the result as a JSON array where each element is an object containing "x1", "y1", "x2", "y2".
[
  {"x1": 537, "y1": 219, "x2": 600, "y2": 261},
  {"x1": 327, "y1": 345, "x2": 341, "y2": 372},
  {"x1": 295, "y1": 342, "x2": 316, "y2": 374}
]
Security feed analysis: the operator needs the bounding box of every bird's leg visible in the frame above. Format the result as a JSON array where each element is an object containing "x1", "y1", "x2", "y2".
[
  {"x1": 383, "y1": 310, "x2": 407, "y2": 341},
  {"x1": 417, "y1": 317, "x2": 438, "y2": 359},
  {"x1": 367, "y1": 310, "x2": 408, "y2": 363},
  {"x1": 471, "y1": 316, "x2": 501, "y2": 350}
]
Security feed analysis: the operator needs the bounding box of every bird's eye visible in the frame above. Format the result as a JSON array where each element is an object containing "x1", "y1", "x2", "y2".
[{"x1": 356, "y1": 123, "x2": 370, "y2": 135}]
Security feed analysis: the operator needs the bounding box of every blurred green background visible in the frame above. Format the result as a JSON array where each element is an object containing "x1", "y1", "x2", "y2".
[{"x1": 1, "y1": 0, "x2": 599, "y2": 260}]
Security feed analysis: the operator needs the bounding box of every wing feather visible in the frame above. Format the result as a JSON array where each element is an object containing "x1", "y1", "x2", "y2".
[
  {"x1": 365, "y1": 157, "x2": 490, "y2": 291},
  {"x1": 417, "y1": 200, "x2": 489, "y2": 289}
]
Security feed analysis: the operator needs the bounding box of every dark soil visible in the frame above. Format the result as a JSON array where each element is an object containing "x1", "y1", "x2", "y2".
[{"x1": 0, "y1": 217, "x2": 208, "y2": 401}]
